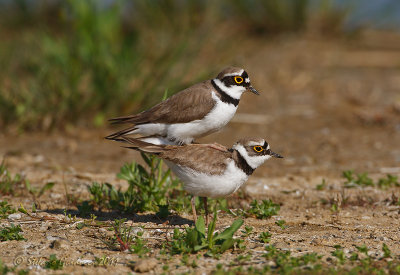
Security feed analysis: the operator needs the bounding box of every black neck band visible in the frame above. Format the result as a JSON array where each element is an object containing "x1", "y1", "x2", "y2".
[
  {"x1": 229, "y1": 149, "x2": 254, "y2": 176},
  {"x1": 211, "y1": 80, "x2": 240, "y2": 107}
]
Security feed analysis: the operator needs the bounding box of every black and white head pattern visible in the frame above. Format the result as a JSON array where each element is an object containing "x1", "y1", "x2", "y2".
[{"x1": 232, "y1": 137, "x2": 282, "y2": 170}]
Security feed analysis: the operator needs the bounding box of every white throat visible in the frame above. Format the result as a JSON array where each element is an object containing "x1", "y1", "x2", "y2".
[
  {"x1": 213, "y1": 79, "x2": 246, "y2": 100},
  {"x1": 232, "y1": 144, "x2": 271, "y2": 169}
]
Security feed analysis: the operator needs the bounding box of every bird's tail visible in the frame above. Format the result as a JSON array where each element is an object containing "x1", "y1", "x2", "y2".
[{"x1": 105, "y1": 126, "x2": 138, "y2": 141}]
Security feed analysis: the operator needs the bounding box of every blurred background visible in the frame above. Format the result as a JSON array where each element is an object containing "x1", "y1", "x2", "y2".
[{"x1": 0, "y1": 0, "x2": 399, "y2": 177}]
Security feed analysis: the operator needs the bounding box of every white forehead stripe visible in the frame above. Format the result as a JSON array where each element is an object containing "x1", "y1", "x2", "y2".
[
  {"x1": 245, "y1": 78, "x2": 250, "y2": 83},
  {"x1": 222, "y1": 69, "x2": 244, "y2": 77},
  {"x1": 247, "y1": 141, "x2": 264, "y2": 146}
]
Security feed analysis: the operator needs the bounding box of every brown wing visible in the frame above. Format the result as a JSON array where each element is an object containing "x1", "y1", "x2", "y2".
[
  {"x1": 160, "y1": 144, "x2": 232, "y2": 175},
  {"x1": 109, "y1": 80, "x2": 216, "y2": 125}
]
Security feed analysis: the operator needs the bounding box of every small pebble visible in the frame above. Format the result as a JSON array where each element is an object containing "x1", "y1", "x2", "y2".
[{"x1": 8, "y1": 213, "x2": 21, "y2": 220}]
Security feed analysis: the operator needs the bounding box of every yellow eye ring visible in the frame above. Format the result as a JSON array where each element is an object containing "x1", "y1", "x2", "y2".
[
  {"x1": 253, "y1": 146, "x2": 263, "y2": 152},
  {"x1": 234, "y1": 76, "x2": 243, "y2": 84}
]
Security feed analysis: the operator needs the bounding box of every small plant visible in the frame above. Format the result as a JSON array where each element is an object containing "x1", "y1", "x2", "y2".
[
  {"x1": 130, "y1": 231, "x2": 149, "y2": 256},
  {"x1": 355, "y1": 244, "x2": 369, "y2": 256},
  {"x1": 275, "y1": 220, "x2": 287, "y2": 229},
  {"x1": 343, "y1": 170, "x2": 374, "y2": 188},
  {"x1": 0, "y1": 160, "x2": 25, "y2": 196},
  {"x1": 316, "y1": 179, "x2": 327, "y2": 190},
  {"x1": 332, "y1": 245, "x2": 346, "y2": 265},
  {"x1": 377, "y1": 174, "x2": 399, "y2": 189},
  {"x1": 0, "y1": 224, "x2": 25, "y2": 241},
  {"x1": 241, "y1": 225, "x2": 253, "y2": 237},
  {"x1": 101, "y1": 219, "x2": 149, "y2": 255},
  {"x1": 44, "y1": 254, "x2": 64, "y2": 270},
  {"x1": 116, "y1": 153, "x2": 180, "y2": 212},
  {"x1": 0, "y1": 201, "x2": 16, "y2": 219},
  {"x1": 168, "y1": 209, "x2": 243, "y2": 257},
  {"x1": 382, "y1": 243, "x2": 391, "y2": 259},
  {"x1": 263, "y1": 245, "x2": 322, "y2": 273},
  {"x1": 342, "y1": 170, "x2": 399, "y2": 189},
  {"x1": 259, "y1": 231, "x2": 272, "y2": 243},
  {"x1": 232, "y1": 253, "x2": 252, "y2": 265},
  {"x1": 247, "y1": 199, "x2": 280, "y2": 219},
  {"x1": 331, "y1": 203, "x2": 340, "y2": 213}
]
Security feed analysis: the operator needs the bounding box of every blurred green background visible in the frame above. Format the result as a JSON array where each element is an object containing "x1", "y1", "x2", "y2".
[{"x1": 0, "y1": 0, "x2": 399, "y2": 131}]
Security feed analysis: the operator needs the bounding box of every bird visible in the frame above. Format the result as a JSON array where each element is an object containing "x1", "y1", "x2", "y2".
[
  {"x1": 105, "y1": 67, "x2": 260, "y2": 146},
  {"x1": 117, "y1": 136, "x2": 283, "y2": 224}
]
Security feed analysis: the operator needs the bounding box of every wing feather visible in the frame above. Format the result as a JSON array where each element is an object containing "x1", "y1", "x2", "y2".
[{"x1": 109, "y1": 80, "x2": 216, "y2": 125}]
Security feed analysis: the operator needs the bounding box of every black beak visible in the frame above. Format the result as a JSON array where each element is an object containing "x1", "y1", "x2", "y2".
[
  {"x1": 266, "y1": 149, "x2": 283, "y2": 158},
  {"x1": 247, "y1": 86, "x2": 259, "y2": 95}
]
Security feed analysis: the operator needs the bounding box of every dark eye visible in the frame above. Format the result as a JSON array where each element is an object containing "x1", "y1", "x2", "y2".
[
  {"x1": 234, "y1": 76, "x2": 243, "y2": 84},
  {"x1": 253, "y1": 146, "x2": 263, "y2": 152}
]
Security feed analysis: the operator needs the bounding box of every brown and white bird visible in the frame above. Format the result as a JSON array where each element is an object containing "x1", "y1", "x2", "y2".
[
  {"x1": 118, "y1": 136, "x2": 283, "y2": 223},
  {"x1": 106, "y1": 67, "x2": 259, "y2": 145}
]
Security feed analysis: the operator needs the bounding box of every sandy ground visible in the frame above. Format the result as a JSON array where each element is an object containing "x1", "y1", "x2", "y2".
[{"x1": 1, "y1": 31, "x2": 400, "y2": 274}]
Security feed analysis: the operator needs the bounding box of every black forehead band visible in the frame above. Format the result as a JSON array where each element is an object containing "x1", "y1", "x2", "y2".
[
  {"x1": 263, "y1": 141, "x2": 269, "y2": 148},
  {"x1": 241, "y1": 71, "x2": 248, "y2": 78}
]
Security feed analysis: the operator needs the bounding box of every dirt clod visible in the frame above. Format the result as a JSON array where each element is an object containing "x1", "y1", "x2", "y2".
[{"x1": 132, "y1": 259, "x2": 158, "y2": 273}]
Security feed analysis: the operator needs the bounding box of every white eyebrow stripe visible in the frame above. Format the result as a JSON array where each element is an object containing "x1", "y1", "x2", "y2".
[
  {"x1": 248, "y1": 141, "x2": 264, "y2": 146},
  {"x1": 223, "y1": 69, "x2": 244, "y2": 77}
]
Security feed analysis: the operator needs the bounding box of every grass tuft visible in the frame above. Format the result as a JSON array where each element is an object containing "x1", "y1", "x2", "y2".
[
  {"x1": 0, "y1": 224, "x2": 25, "y2": 242},
  {"x1": 247, "y1": 199, "x2": 280, "y2": 219},
  {"x1": 167, "y1": 208, "x2": 243, "y2": 258}
]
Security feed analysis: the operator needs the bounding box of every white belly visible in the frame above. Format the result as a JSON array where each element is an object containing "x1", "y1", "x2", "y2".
[
  {"x1": 133, "y1": 93, "x2": 237, "y2": 144},
  {"x1": 166, "y1": 160, "x2": 249, "y2": 198}
]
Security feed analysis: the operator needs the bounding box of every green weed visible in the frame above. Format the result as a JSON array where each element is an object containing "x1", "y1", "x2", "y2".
[
  {"x1": 214, "y1": 243, "x2": 400, "y2": 274},
  {"x1": 382, "y1": 243, "x2": 391, "y2": 259},
  {"x1": 241, "y1": 225, "x2": 254, "y2": 237},
  {"x1": 263, "y1": 245, "x2": 322, "y2": 274},
  {"x1": 44, "y1": 254, "x2": 63, "y2": 270},
  {"x1": 275, "y1": 219, "x2": 287, "y2": 229},
  {"x1": 332, "y1": 245, "x2": 346, "y2": 265},
  {"x1": 377, "y1": 174, "x2": 399, "y2": 189},
  {"x1": 343, "y1": 170, "x2": 374, "y2": 188},
  {"x1": 0, "y1": 160, "x2": 25, "y2": 196},
  {"x1": 101, "y1": 218, "x2": 149, "y2": 255},
  {"x1": 316, "y1": 179, "x2": 327, "y2": 190},
  {"x1": 0, "y1": 259, "x2": 29, "y2": 275},
  {"x1": 259, "y1": 231, "x2": 272, "y2": 243},
  {"x1": 0, "y1": 201, "x2": 16, "y2": 219},
  {"x1": 167, "y1": 209, "x2": 243, "y2": 257},
  {"x1": 247, "y1": 199, "x2": 280, "y2": 219},
  {"x1": 343, "y1": 170, "x2": 399, "y2": 189},
  {"x1": 0, "y1": 224, "x2": 25, "y2": 241}
]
